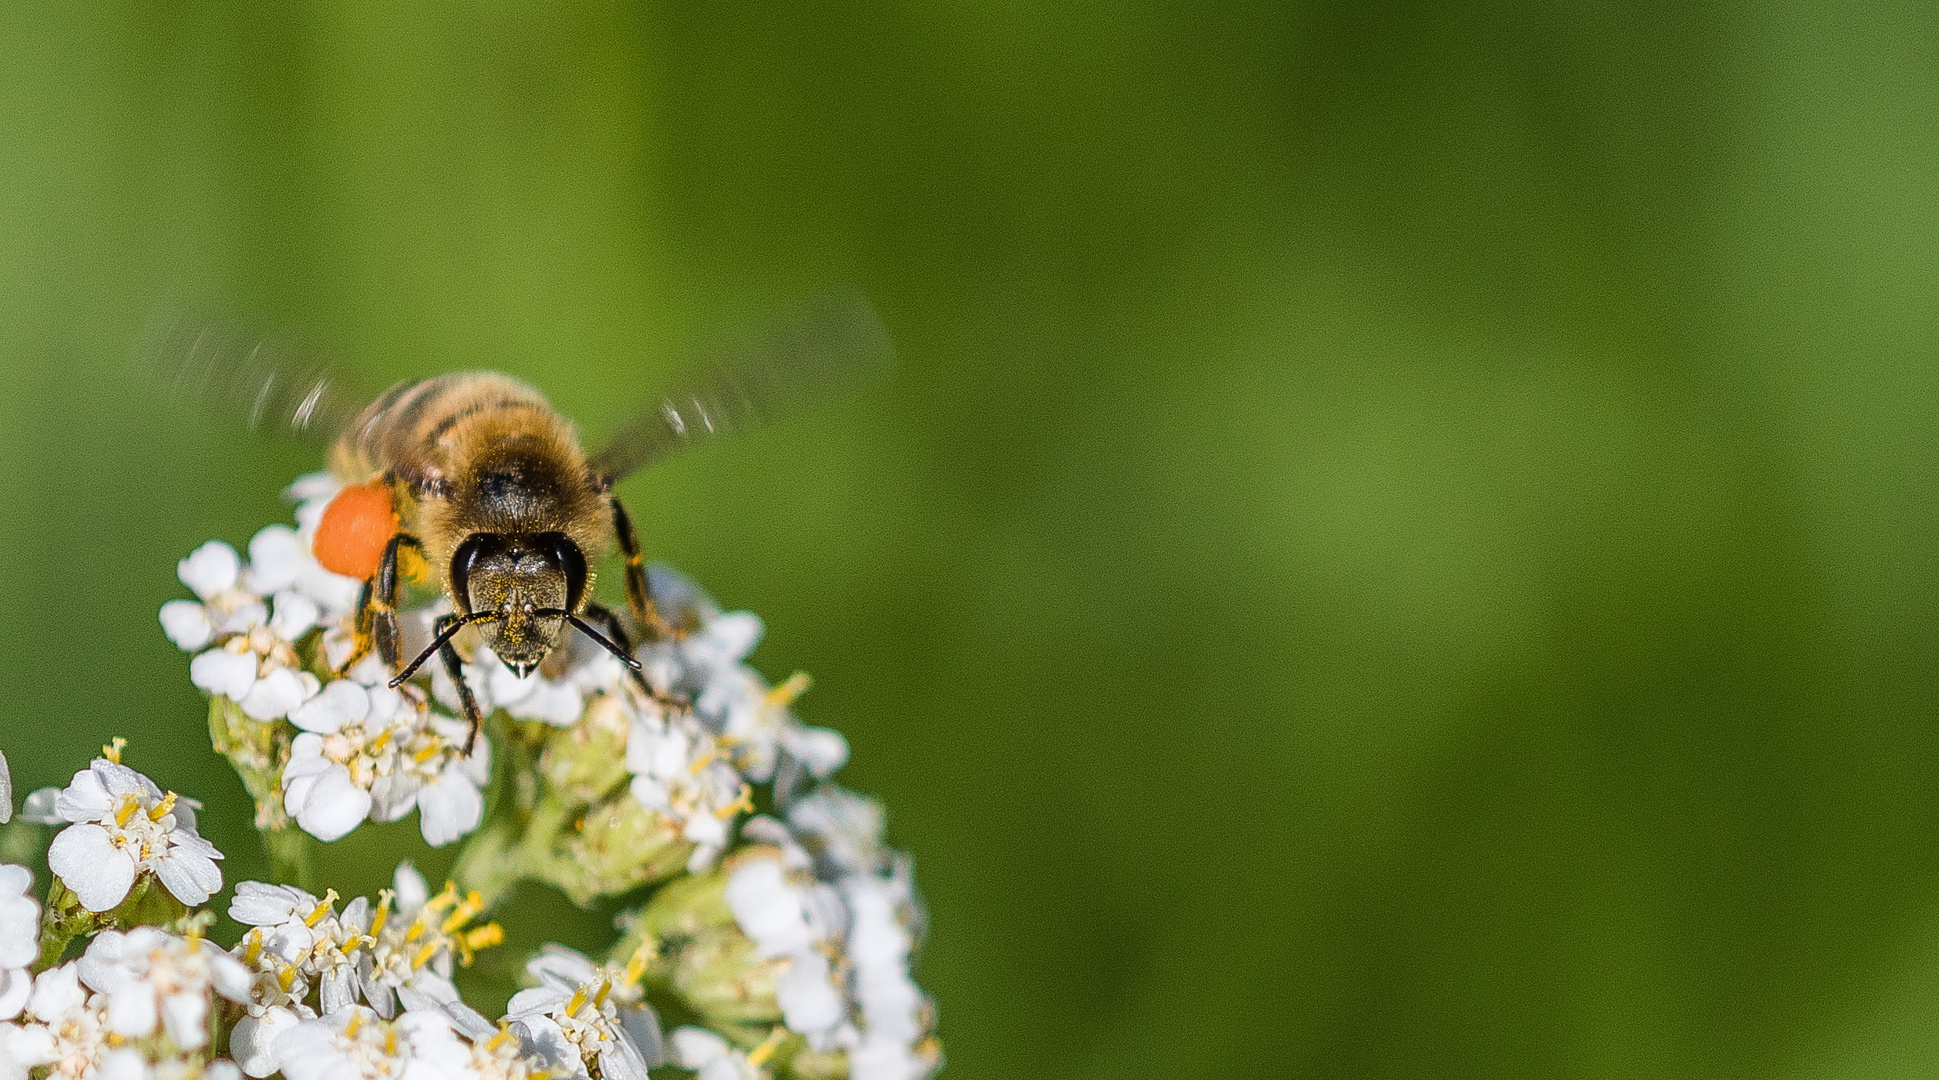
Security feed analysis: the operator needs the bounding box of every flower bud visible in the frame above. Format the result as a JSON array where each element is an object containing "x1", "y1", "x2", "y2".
[
  {"x1": 545, "y1": 794, "x2": 693, "y2": 905},
  {"x1": 538, "y1": 692, "x2": 632, "y2": 806}
]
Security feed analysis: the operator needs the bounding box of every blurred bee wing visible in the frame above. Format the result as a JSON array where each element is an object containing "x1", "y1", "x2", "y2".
[
  {"x1": 137, "y1": 302, "x2": 374, "y2": 442},
  {"x1": 589, "y1": 290, "x2": 896, "y2": 484}
]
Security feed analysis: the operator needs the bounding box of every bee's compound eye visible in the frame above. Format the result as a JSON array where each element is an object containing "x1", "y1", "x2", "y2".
[
  {"x1": 449, "y1": 533, "x2": 510, "y2": 614},
  {"x1": 313, "y1": 482, "x2": 396, "y2": 580}
]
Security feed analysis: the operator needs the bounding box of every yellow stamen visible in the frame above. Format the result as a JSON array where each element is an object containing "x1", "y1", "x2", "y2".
[
  {"x1": 413, "y1": 743, "x2": 443, "y2": 763},
  {"x1": 304, "y1": 890, "x2": 340, "y2": 927},
  {"x1": 114, "y1": 794, "x2": 140, "y2": 828},
  {"x1": 102, "y1": 737, "x2": 126, "y2": 764},
  {"x1": 385, "y1": 1028, "x2": 397, "y2": 1057},
  {"x1": 485, "y1": 1027, "x2": 514, "y2": 1054},
  {"x1": 277, "y1": 965, "x2": 300, "y2": 993},
  {"x1": 411, "y1": 942, "x2": 438, "y2": 970},
  {"x1": 765, "y1": 671, "x2": 812, "y2": 708},
  {"x1": 368, "y1": 892, "x2": 393, "y2": 940},
  {"x1": 621, "y1": 940, "x2": 657, "y2": 988},
  {"x1": 687, "y1": 748, "x2": 719, "y2": 775},
  {"x1": 593, "y1": 979, "x2": 612, "y2": 1009},
  {"x1": 244, "y1": 928, "x2": 264, "y2": 966},
  {"x1": 565, "y1": 987, "x2": 588, "y2": 1018},
  {"x1": 344, "y1": 1010, "x2": 363, "y2": 1038},
  {"x1": 368, "y1": 729, "x2": 395, "y2": 754},
  {"x1": 716, "y1": 784, "x2": 755, "y2": 819},
  {"x1": 147, "y1": 792, "x2": 179, "y2": 822},
  {"x1": 440, "y1": 891, "x2": 484, "y2": 935},
  {"x1": 462, "y1": 924, "x2": 504, "y2": 952},
  {"x1": 424, "y1": 881, "x2": 460, "y2": 914},
  {"x1": 746, "y1": 1026, "x2": 788, "y2": 1068}
]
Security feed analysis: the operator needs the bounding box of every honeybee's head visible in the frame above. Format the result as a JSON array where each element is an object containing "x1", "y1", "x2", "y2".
[{"x1": 449, "y1": 532, "x2": 588, "y2": 676}]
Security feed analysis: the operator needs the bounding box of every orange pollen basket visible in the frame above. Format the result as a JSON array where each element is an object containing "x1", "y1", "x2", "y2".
[{"x1": 313, "y1": 481, "x2": 397, "y2": 581}]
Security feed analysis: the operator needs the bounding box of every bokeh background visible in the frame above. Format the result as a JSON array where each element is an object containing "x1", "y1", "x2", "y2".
[{"x1": 6, "y1": 1, "x2": 1939, "y2": 1076}]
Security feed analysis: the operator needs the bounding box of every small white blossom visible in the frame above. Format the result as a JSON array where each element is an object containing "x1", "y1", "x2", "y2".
[
  {"x1": 77, "y1": 928, "x2": 251, "y2": 1050},
  {"x1": 282, "y1": 674, "x2": 487, "y2": 846},
  {"x1": 6, "y1": 964, "x2": 110, "y2": 1080},
  {"x1": 166, "y1": 533, "x2": 328, "y2": 723},
  {"x1": 633, "y1": 570, "x2": 847, "y2": 787},
  {"x1": 503, "y1": 947, "x2": 654, "y2": 1080},
  {"x1": 229, "y1": 865, "x2": 501, "y2": 1034},
  {"x1": 724, "y1": 826, "x2": 849, "y2": 1039},
  {"x1": 273, "y1": 1005, "x2": 471, "y2": 1080},
  {"x1": 624, "y1": 703, "x2": 751, "y2": 872},
  {"x1": 45, "y1": 759, "x2": 222, "y2": 911},
  {"x1": 0, "y1": 749, "x2": 11, "y2": 824},
  {"x1": 0, "y1": 864, "x2": 39, "y2": 1020},
  {"x1": 724, "y1": 806, "x2": 939, "y2": 1076}
]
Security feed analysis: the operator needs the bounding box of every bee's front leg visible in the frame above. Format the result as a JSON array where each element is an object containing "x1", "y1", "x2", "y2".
[{"x1": 429, "y1": 611, "x2": 486, "y2": 754}]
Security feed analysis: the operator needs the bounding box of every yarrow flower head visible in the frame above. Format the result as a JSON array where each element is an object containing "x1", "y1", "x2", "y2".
[
  {"x1": 45, "y1": 754, "x2": 223, "y2": 913},
  {"x1": 166, "y1": 537, "x2": 327, "y2": 723},
  {"x1": 2, "y1": 925, "x2": 249, "y2": 1080},
  {"x1": 11, "y1": 460, "x2": 947, "y2": 1080},
  {"x1": 282, "y1": 671, "x2": 487, "y2": 846}
]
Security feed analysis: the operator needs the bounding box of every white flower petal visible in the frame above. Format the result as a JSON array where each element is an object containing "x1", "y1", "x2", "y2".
[
  {"x1": 269, "y1": 591, "x2": 321, "y2": 641},
  {"x1": 105, "y1": 977, "x2": 159, "y2": 1037},
  {"x1": 47, "y1": 825, "x2": 136, "y2": 912},
  {"x1": 231, "y1": 1007, "x2": 299, "y2": 1078},
  {"x1": 416, "y1": 769, "x2": 481, "y2": 848},
  {"x1": 245, "y1": 525, "x2": 306, "y2": 594},
  {"x1": 160, "y1": 984, "x2": 209, "y2": 1048},
  {"x1": 179, "y1": 541, "x2": 241, "y2": 598},
  {"x1": 96, "y1": 1047, "x2": 148, "y2": 1080},
  {"x1": 191, "y1": 649, "x2": 259, "y2": 700},
  {"x1": 159, "y1": 599, "x2": 215, "y2": 651},
  {"x1": 786, "y1": 726, "x2": 850, "y2": 778},
  {"x1": 292, "y1": 766, "x2": 372, "y2": 842},
  {"x1": 776, "y1": 951, "x2": 844, "y2": 1034},
  {"x1": 155, "y1": 848, "x2": 222, "y2": 906},
  {"x1": 241, "y1": 667, "x2": 312, "y2": 721},
  {"x1": 18, "y1": 786, "x2": 61, "y2": 824},
  {"x1": 0, "y1": 966, "x2": 29, "y2": 1021}
]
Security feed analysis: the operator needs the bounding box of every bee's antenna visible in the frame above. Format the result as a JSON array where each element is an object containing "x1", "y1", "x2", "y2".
[
  {"x1": 535, "y1": 609, "x2": 645, "y2": 672},
  {"x1": 390, "y1": 611, "x2": 500, "y2": 687}
]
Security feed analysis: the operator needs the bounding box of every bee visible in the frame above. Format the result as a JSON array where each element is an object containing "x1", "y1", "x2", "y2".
[{"x1": 155, "y1": 293, "x2": 892, "y2": 749}]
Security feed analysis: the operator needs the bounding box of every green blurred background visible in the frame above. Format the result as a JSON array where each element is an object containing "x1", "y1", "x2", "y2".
[{"x1": 6, "y1": 1, "x2": 1939, "y2": 1076}]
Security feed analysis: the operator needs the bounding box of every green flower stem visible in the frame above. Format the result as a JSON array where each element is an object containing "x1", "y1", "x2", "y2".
[{"x1": 263, "y1": 825, "x2": 315, "y2": 893}]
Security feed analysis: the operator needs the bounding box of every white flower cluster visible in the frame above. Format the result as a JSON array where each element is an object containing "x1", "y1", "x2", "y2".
[
  {"x1": 86, "y1": 465, "x2": 943, "y2": 1080},
  {"x1": 163, "y1": 475, "x2": 485, "y2": 848},
  {"x1": 284, "y1": 669, "x2": 488, "y2": 847},
  {"x1": 226, "y1": 864, "x2": 504, "y2": 1077},
  {"x1": 726, "y1": 788, "x2": 940, "y2": 1080},
  {"x1": 40, "y1": 757, "x2": 224, "y2": 914},
  {"x1": 0, "y1": 925, "x2": 250, "y2": 1080}
]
